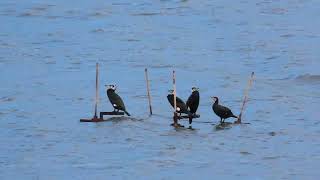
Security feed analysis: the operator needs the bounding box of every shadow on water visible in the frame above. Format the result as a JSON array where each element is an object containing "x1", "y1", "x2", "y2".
[
  {"x1": 171, "y1": 124, "x2": 199, "y2": 131},
  {"x1": 214, "y1": 122, "x2": 233, "y2": 131},
  {"x1": 214, "y1": 121, "x2": 251, "y2": 131},
  {"x1": 103, "y1": 116, "x2": 144, "y2": 123},
  {"x1": 295, "y1": 74, "x2": 320, "y2": 84}
]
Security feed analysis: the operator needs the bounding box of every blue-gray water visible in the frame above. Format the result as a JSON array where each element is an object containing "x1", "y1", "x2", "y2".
[{"x1": 1, "y1": 0, "x2": 320, "y2": 179}]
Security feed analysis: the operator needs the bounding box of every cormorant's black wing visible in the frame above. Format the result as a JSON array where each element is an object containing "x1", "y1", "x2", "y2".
[
  {"x1": 167, "y1": 94, "x2": 175, "y2": 108},
  {"x1": 216, "y1": 104, "x2": 233, "y2": 118},
  {"x1": 167, "y1": 95, "x2": 190, "y2": 114},
  {"x1": 167, "y1": 95, "x2": 186, "y2": 108},
  {"x1": 113, "y1": 93, "x2": 126, "y2": 110},
  {"x1": 108, "y1": 90, "x2": 126, "y2": 110},
  {"x1": 186, "y1": 92, "x2": 199, "y2": 113},
  {"x1": 186, "y1": 95, "x2": 192, "y2": 109},
  {"x1": 176, "y1": 97, "x2": 190, "y2": 114},
  {"x1": 176, "y1": 96, "x2": 186, "y2": 105}
]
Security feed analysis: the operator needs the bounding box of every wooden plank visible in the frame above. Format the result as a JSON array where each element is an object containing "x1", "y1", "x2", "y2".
[
  {"x1": 99, "y1": 111, "x2": 125, "y2": 119},
  {"x1": 178, "y1": 114, "x2": 200, "y2": 119},
  {"x1": 80, "y1": 118, "x2": 105, "y2": 122},
  {"x1": 100, "y1": 111, "x2": 124, "y2": 115}
]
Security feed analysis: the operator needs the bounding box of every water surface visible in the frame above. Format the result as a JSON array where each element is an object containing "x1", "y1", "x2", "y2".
[{"x1": 1, "y1": 0, "x2": 320, "y2": 179}]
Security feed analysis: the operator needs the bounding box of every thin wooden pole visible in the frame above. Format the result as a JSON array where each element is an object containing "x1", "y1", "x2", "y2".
[
  {"x1": 236, "y1": 72, "x2": 255, "y2": 123},
  {"x1": 94, "y1": 63, "x2": 99, "y2": 118},
  {"x1": 173, "y1": 70, "x2": 178, "y2": 125},
  {"x1": 145, "y1": 68, "x2": 153, "y2": 115},
  {"x1": 173, "y1": 70, "x2": 177, "y2": 111}
]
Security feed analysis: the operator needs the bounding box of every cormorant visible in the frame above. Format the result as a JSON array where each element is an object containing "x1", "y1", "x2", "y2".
[
  {"x1": 167, "y1": 90, "x2": 191, "y2": 116},
  {"x1": 186, "y1": 87, "x2": 200, "y2": 125},
  {"x1": 106, "y1": 85, "x2": 131, "y2": 116},
  {"x1": 212, "y1": 96, "x2": 237, "y2": 123}
]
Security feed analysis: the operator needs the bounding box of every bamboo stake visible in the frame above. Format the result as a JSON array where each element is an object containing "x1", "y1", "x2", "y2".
[
  {"x1": 236, "y1": 72, "x2": 255, "y2": 123},
  {"x1": 94, "y1": 63, "x2": 99, "y2": 118},
  {"x1": 173, "y1": 70, "x2": 177, "y2": 111},
  {"x1": 145, "y1": 68, "x2": 153, "y2": 115},
  {"x1": 173, "y1": 70, "x2": 178, "y2": 125},
  {"x1": 79, "y1": 63, "x2": 102, "y2": 122}
]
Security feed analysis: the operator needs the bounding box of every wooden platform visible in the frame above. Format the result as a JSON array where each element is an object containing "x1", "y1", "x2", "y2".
[
  {"x1": 80, "y1": 111, "x2": 125, "y2": 122},
  {"x1": 177, "y1": 114, "x2": 200, "y2": 119},
  {"x1": 80, "y1": 116, "x2": 104, "y2": 122},
  {"x1": 99, "y1": 111, "x2": 124, "y2": 119}
]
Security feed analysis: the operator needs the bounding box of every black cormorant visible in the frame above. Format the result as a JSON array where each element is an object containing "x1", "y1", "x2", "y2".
[
  {"x1": 106, "y1": 85, "x2": 131, "y2": 116},
  {"x1": 167, "y1": 90, "x2": 191, "y2": 116},
  {"x1": 186, "y1": 87, "x2": 200, "y2": 125},
  {"x1": 212, "y1": 96, "x2": 237, "y2": 123}
]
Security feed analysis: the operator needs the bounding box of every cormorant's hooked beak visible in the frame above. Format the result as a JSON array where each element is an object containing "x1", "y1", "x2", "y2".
[
  {"x1": 105, "y1": 84, "x2": 117, "y2": 90},
  {"x1": 168, "y1": 90, "x2": 174, "y2": 94},
  {"x1": 192, "y1": 87, "x2": 199, "y2": 92},
  {"x1": 211, "y1": 96, "x2": 218, "y2": 102}
]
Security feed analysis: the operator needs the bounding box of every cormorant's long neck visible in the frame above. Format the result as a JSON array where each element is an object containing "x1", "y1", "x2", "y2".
[
  {"x1": 107, "y1": 89, "x2": 115, "y2": 95},
  {"x1": 214, "y1": 99, "x2": 219, "y2": 105}
]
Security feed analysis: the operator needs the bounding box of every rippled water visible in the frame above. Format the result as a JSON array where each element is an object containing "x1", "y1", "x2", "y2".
[{"x1": 1, "y1": 0, "x2": 320, "y2": 179}]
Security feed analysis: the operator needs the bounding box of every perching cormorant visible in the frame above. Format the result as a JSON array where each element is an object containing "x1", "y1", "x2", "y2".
[
  {"x1": 106, "y1": 85, "x2": 131, "y2": 116},
  {"x1": 167, "y1": 90, "x2": 191, "y2": 116},
  {"x1": 186, "y1": 87, "x2": 200, "y2": 124},
  {"x1": 212, "y1": 96, "x2": 237, "y2": 123}
]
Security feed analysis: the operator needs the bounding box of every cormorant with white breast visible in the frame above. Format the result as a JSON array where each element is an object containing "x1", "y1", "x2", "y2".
[
  {"x1": 106, "y1": 84, "x2": 131, "y2": 116},
  {"x1": 167, "y1": 90, "x2": 191, "y2": 116},
  {"x1": 186, "y1": 87, "x2": 200, "y2": 125}
]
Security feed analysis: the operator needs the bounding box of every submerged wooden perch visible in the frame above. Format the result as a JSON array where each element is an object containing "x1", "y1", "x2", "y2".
[{"x1": 235, "y1": 72, "x2": 255, "y2": 124}]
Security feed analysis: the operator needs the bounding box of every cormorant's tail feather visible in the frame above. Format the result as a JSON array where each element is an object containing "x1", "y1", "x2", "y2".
[{"x1": 124, "y1": 110, "x2": 131, "y2": 116}]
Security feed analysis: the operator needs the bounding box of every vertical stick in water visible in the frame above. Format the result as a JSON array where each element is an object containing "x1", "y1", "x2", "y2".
[
  {"x1": 145, "y1": 68, "x2": 153, "y2": 115},
  {"x1": 94, "y1": 63, "x2": 99, "y2": 118},
  {"x1": 237, "y1": 72, "x2": 255, "y2": 123},
  {"x1": 173, "y1": 70, "x2": 177, "y2": 112},
  {"x1": 172, "y1": 70, "x2": 179, "y2": 125}
]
